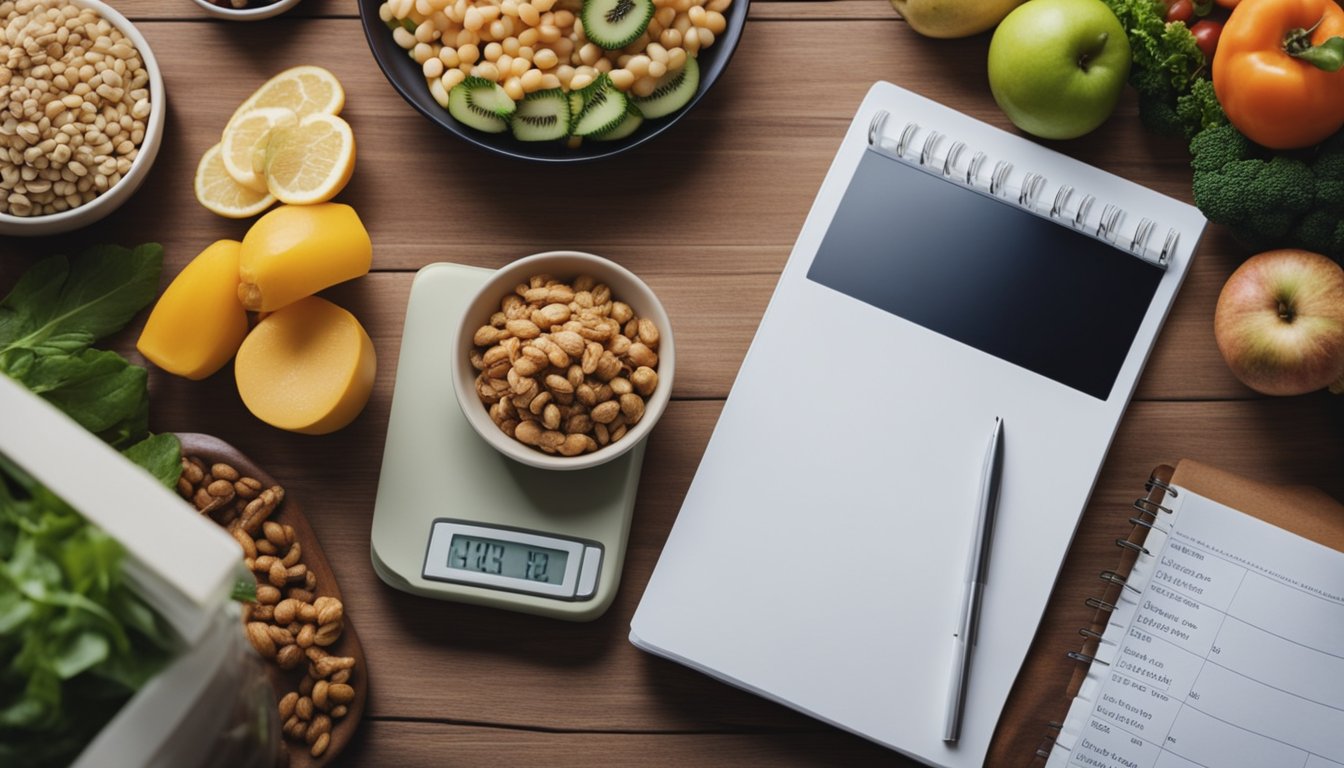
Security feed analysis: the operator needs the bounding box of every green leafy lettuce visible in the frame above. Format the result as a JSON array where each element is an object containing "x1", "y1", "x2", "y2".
[
  {"x1": 1103, "y1": 0, "x2": 1207, "y2": 137},
  {"x1": 0, "y1": 245, "x2": 186, "y2": 767}
]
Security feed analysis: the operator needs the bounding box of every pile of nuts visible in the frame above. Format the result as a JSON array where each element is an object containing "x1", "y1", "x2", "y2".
[
  {"x1": 0, "y1": 0, "x2": 153, "y2": 217},
  {"x1": 469, "y1": 273, "x2": 660, "y2": 456},
  {"x1": 179, "y1": 456, "x2": 357, "y2": 761}
]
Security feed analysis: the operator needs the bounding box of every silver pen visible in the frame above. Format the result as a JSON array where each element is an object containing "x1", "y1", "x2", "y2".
[{"x1": 943, "y1": 417, "x2": 1005, "y2": 744}]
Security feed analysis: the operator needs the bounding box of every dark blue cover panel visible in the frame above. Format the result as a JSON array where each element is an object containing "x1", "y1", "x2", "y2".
[{"x1": 806, "y1": 150, "x2": 1163, "y2": 401}]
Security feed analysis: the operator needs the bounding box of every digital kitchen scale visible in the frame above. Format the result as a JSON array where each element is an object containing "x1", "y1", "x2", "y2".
[{"x1": 370, "y1": 263, "x2": 645, "y2": 621}]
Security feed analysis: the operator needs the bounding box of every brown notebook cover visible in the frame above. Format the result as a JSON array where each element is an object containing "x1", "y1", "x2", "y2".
[{"x1": 1026, "y1": 459, "x2": 1344, "y2": 763}]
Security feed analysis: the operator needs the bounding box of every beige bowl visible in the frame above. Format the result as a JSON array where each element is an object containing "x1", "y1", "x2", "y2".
[
  {"x1": 453, "y1": 251, "x2": 675, "y2": 471},
  {"x1": 0, "y1": 0, "x2": 165, "y2": 236}
]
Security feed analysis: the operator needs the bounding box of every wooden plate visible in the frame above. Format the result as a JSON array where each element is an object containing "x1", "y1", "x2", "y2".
[{"x1": 176, "y1": 433, "x2": 367, "y2": 768}]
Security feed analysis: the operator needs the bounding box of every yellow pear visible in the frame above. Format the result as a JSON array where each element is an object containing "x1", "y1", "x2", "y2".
[{"x1": 889, "y1": 0, "x2": 1027, "y2": 38}]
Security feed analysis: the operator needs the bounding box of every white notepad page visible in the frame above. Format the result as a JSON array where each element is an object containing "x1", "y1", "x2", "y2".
[{"x1": 1047, "y1": 487, "x2": 1344, "y2": 768}]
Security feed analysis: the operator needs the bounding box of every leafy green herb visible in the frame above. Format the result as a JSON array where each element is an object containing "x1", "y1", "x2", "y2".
[
  {"x1": 0, "y1": 245, "x2": 163, "y2": 449},
  {"x1": 1103, "y1": 0, "x2": 1207, "y2": 137},
  {"x1": 0, "y1": 454, "x2": 175, "y2": 768},
  {"x1": 230, "y1": 578, "x2": 258, "y2": 603}
]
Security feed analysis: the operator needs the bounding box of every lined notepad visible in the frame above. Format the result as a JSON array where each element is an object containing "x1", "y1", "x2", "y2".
[{"x1": 1047, "y1": 487, "x2": 1344, "y2": 767}]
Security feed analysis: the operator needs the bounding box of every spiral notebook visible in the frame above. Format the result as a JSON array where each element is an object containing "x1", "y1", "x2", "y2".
[
  {"x1": 630, "y1": 81, "x2": 1208, "y2": 768},
  {"x1": 1041, "y1": 460, "x2": 1344, "y2": 767}
]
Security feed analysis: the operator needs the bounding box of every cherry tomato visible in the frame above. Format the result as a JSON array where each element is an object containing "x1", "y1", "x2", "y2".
[
  {"x1": 1190, "y1": 19, "x2": 1223, "y2": 60},
  {"x1": 1166, "y1": 0, "x2": 1195, "y2": 23}
]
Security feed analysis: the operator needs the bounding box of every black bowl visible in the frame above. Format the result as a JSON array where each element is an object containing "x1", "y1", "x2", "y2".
[{"x1": 358, "y1": 0, "x2": 748, "y2": 163}]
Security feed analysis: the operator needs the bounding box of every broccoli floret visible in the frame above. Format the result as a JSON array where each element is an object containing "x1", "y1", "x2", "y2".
[
  {"x1": 1290, "y1": 210, "x2": 1344, "y2": 254},
  {"x1": 1174, "y1": 78, "x2": 1225, "y2": 139},
  {"x1": 1190, "y1": 122, "x2": 1344, "y2": 260},
  {"x1": 1131, "y1": 67, "x2": 1186, "y2": 137},
  {"x1": 1190, "y1": 124, "x2": 1252, "y2": 173}
]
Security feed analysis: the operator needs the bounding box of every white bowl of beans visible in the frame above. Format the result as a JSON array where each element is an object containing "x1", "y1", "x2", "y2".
[
  {"x1": 187, "y1": 0, "x2": 304, "y2": 22},
  {"x1": 453, "y1": 251, "x2": 675, "y2": 471},
  {"x1": 0, "y1": 0, "x2": 164, "y2": 236}
]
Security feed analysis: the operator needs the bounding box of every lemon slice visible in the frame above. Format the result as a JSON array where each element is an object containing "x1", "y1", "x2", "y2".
[
  {"x1": 221, "y1": 107, "x2": 298, "y2": 193},
  {"x1": 195, "y1": 143, "x2": 276, "y2": 218},
  {"x1": 264, "y1": 113, "x2": 356, "y2": 206},
  {"x1": 227, "y1": 65, "x2": 345, "y2": 130}
]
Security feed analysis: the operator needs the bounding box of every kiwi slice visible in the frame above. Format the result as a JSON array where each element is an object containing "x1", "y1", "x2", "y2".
[
  {"x1": 592, "y1": 102, "x2": 644, "y2": 141},
  {"x1": 580, "y1": 0, "x2": 654, "y2": 49},
  {"x1": 447, "y1": 77, "x2": 516, "y2": 134},
  {"x1": 510, "y1": 88, "x2": 572, "y2": 141},
  {"x1": 631, "y1": 55, "x2": 700, "y2": 119},
  {"x1": 572, "y1": 75, "x2": 631, "y2": 137}
]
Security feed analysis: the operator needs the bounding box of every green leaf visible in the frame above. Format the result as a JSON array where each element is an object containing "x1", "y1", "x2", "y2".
[
  {"x1": 0, "y1": 244, "x2": 163, "y2": 355},
  {"x1": 121, "y1": 433, "x2": 183, "y2": 490},
  {"x1": 231, "y1": 578, "x2": 257, "y2": 603},
  {"x1": 11, "y1": 349, "x2": 149, "y2": 444},
  {"x1": 51, "y1": 632, "x2": 109, "y2": 680}
]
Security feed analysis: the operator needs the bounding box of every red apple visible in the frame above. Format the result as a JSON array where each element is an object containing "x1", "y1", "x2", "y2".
[{"x1": 1214, "y1": 249, "x2": 1344, "y2": 396}]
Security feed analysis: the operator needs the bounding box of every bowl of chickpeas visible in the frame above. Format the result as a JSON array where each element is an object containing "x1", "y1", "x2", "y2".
[
  {"x1": 357, "y1": 0, "x2": 747, "y2": 162},
  {"x1": 0, "y1": 0, "x2": 165, "y2": 236}
]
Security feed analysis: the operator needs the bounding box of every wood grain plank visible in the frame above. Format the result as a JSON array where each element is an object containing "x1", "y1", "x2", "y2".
[{"x1": 333, "y1": 721, "x2": 909, "y2": 767}]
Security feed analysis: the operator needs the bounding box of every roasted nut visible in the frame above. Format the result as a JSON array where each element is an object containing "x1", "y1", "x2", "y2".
[
  {"x1": 267, "y1": 624, "x2": 295, "y2": 647},
  {"x1": 296, "y1": 696, "x2": 314, "y2": 721},
  {"x1": 274, "y1": 598, "x2": 302, "y2": 625},
  {"x1": 278, "y1": 691, "x2": 299, "y2": 720},
  {"x1": 328, "y1": 683, "x2": 355, "y2": 706},
  {"x1": 306, "y1": 714, "x2": 332, "y2": 745},
  {"x1": 310, "y1": 732, "x2": 330, "y2": 758},
  {"x1": 211, "y1": 463, "x2": 240, "y2": 482},
  {"x1": 276, "y1": 643, "x2": 305, "y2": 671},
  {"x1": 246, "y1": 622, "x2": 276, "y2": 658},
  {"x1": 314, "y1": 621, "x2": 343, "y2": 647},
  {"x1": 314, "y1": 597, "x2": 344, "y2": 626},
  {"x1": 296, "y1": 623, "x2": 317, "y2": 648},
  {"x1": 255, "y1": 584, "x2": 281, "y2": 605}
]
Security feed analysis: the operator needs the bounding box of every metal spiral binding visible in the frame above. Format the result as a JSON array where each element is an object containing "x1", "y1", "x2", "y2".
[
  {"x1": 920, "y1": 131, "x2": 943, "y2": 168},
  {"x1": 864, "y1": 111, "x2": 1177, "y2": 269},
  {"x1": 966, "y1": 151, "x2": 987, "y2": 186},
  {"x1": 1019, "y1": 172, "x2": 1046, "y2": 207},
  {"x1": 1133, "y1": 497, "x2": 1172, "y2": 517},
  {"x1": 1145, "y1": 476, "x2": 1178, "y2": 498},
  {"x1": 1035, "y1": 722, "x2": 1064, "y2": 759},
  {"x1": 942, "y1": 141, "x2": 965, "y2": 179},
  {"x1": 1044, "y1": 471, "x2": 1176, "y2": 761},
  {"x1": 990, "y1": 161, "x2": 1013, "y2": 195}
]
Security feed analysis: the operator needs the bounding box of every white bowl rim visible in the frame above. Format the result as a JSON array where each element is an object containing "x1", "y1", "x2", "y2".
[
  {"x1": 453, "y1": 250, "x2": 676, "y2": 472},
  {"x1": 0, "y1": 0, "x2": 165, "y2": 230},
  {"x1": 187, "y1": 0, "x2": 304, "y2": 21}
]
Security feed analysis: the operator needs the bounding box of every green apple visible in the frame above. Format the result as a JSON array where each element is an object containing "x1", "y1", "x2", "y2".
[{"x1": 987, "y1": 0, "x2": 1130, "y2": 140}]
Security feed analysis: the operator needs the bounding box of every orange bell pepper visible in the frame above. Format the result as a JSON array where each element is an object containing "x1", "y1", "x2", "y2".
[{"x1": 1212, "y1": 0, "x2": 1344, "y2": 149}]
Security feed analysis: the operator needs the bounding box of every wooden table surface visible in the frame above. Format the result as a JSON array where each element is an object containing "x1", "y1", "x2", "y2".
[{"x1": 4, "y1": 1, "x2": 1344, "y2": 765}]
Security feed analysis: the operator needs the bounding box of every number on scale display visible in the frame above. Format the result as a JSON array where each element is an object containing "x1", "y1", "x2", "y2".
[{"x1": 447, "y1": 534, "x2": 569, "y2": 584}]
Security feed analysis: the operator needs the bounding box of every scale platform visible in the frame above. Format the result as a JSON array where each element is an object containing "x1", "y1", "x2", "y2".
[{"x1": 371, "y1": 263, "x2": 645, "y2": 622}]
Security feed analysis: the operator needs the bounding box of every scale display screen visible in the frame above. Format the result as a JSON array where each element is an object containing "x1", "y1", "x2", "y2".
[
  {"x1": 422, "y1": 519, "x2": 603, "y2": 601},
  {"x1": 447, "y1": 534, "x2": 569, "y2": 584}
]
